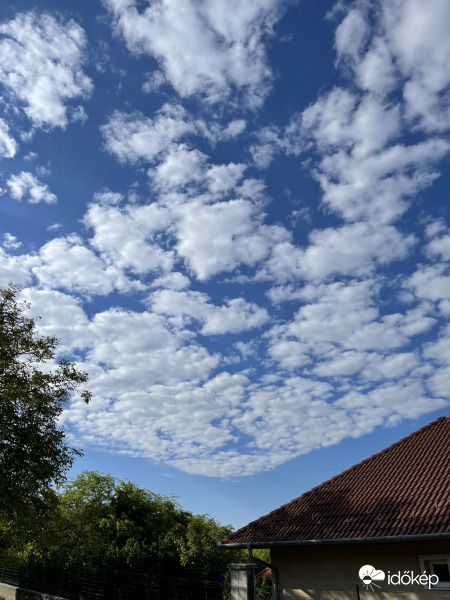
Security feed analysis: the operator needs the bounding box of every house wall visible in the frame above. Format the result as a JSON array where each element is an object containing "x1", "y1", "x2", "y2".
[{"x1": 271, "y1": 539, "x2": 450, "y2": 600}]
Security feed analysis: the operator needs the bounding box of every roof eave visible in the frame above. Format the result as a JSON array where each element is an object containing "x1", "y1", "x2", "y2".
[{"x1": 219, "y1": 531, "x2": 450, "y2": 549}]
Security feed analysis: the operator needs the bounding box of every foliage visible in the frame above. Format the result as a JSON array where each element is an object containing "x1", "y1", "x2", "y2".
[
  {"x1": 177, "y1": 513, "x2": 237, "y2": 574},
  {"x1": 252, "y1": 548, "x2": 271, "y2": 564},
  {"x1": 222, "y1": 572, "x2": 231, "y2": 600},
  {"x1": 0, "y1": 284, "x2": 90, "y2": 547},
  {"x1": 16, "y1": 470, "x2": 243, "y2": 576},
  {"x1": 255, "y1": 576, "x2": 272, "y2": 600},
  {"x1": 41, "y1": 471, "x2": 187, "y2": 569}
]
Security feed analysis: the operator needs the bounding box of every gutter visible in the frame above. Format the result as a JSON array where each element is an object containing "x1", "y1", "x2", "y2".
[{"x1": 218, "y1": 531, "x2": 450, "y2": 549}]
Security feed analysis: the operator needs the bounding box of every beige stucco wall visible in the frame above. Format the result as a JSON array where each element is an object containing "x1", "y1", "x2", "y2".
[{"x1": 271, "y1": 539, "x2": 450, "y2": 600}]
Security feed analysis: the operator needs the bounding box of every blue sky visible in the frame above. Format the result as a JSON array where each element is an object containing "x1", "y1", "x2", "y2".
[{"x1": 1, "y1": 0, "x2": 449, "y2": 529}]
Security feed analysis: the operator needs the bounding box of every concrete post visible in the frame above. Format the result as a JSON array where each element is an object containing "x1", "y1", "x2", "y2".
[{"x1": 228, "y1": 563, "x2": 258, "y2": 600}]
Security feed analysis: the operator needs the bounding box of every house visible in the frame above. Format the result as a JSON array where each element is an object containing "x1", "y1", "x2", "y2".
[{"x1": 221, "y1": 417, "x2": 450, "y2": 600}]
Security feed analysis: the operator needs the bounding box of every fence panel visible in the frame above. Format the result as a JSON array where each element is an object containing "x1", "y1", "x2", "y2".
[{"x1": 0, "y1": 558, "x2": 224, "y2": 600}]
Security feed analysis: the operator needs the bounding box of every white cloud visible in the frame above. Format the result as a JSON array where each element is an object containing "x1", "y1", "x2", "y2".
[
  {"x1": 250, "y1": 119, "x2": 306, "y2": 169},
  {"x1": 334, "y1": 381, "x2": 447, "y2": 421},
  {"x1": 20, "y1": 287, "x2": 94, "y2": 352},
  {"x1": 91, "y1": 312, "x2": 220, "y2": 389},
  {"x1": 103, "y1": 0, "x2": 286, "y2": 107},
  {"x1": 149, "y1": 289, "x2": 269, "y2": 334},
  {"x1": 298, "y1": 87, "x2": 450, "y2": 223},
  {"x1": 426, "y1": 231, "x2": 450, "y2": 261},
  {"x1": 64, "y1": 364, "x2": 421, "y2": 478},
  {"x1": 221, "y1": 119, "x2": 246, "y2": 139},
  {"x1": 384, "y1": 0, "x2": 450, "y2": 131},
  {"x1": 363, "y1": 352, "x2": 419, "y2": 380},
  {"x1": 267, "y1": 281, "x2": 436, "y2": 376},
  {"x1": 47, "y1": 223, "x2": 62, "y2": 232},
  {"x1": 260, "y1": 76, "x2": 450, "y2": 224},
  {"x1": 336, "y1": 0, "x2": 450, "y2": 132},
  {"x1": 2, "y1": 233, "x2": 22, "y2": 250},
  {"x1": 70, "y1": 105, "x2": 88, "y2": 124},
  {"x1": 1, "y1": 0, "x2": 447, "y2": 480},
  {"x1": 0, "y1": 11, "x2": 92, "y2": 129},
  {"x1": 283, "y1": 280, "x2": 378, "y2": 345},
  {"x1": 18, "y1": 264, "x2": 444, "y2": 478},
  {"x1": 93, "y1": 189, "x2": 125, "y2": 205},
  {"x1": 150, "y1": 272, "x2": 191, "y2": 291},
  {"x1": 261, "y1": 222, "x2": 415, "y2": 282},
  {"x1": 102, "y1": 106, "x2": 247, "y2": 175},
  {"x1": 0, "y1": 118, "x2": 17, "y2": 157},
  {"x1": 7, "y1": 171, "x2": 57, "y2": 204},
  {"x1": 148, "y1": 144, "x2": 246, "y2": 196},
  {"x1": 149, "y1": 146, "x2": 209, "y2": 192},
  {"x1": 84, "y1": 201, "x2": 174, "y2": 275},
  {"x1": 206, "y1": 163, "x2": 246, "y2": 194},
  {"x1": 142, "y1": 69, "x2": 166, "y2": 94},
  {"x1": 0, "y1": 247, "x2": 39, "y2": 287},
  {"x1": 334, "y1": 8, "x2": 369, "y2": 63},
  {"x1": 101, "y1": 104, "x2": 197, "y2": 164},
  {"x1": 174, "y1": 198, "x2": 289, "y2": 279},
  {"x1": 423, "y1": 326, "x2": 450, "y2": 365},
  {"x1": 302, "y1": 90, "x2": 400, "y2": 157},
  {"x1": 32, "y1": 235, "x2": 137, "y2": 295},
  {"x1": 356, "y1": 37, "x2": 397, "y2": 96},
  {"x1": 427, "y1": 367, "x2": 450, "y2": 398},
  {"x1": 319, "y1": 139, "x2": 448, "y2": 224},
  {"x1": 406, "y1": 264, "x2": 450, "y2": 307},
  {"x1": 267, "y1": 340, "x2": 311, "y2": 370}
]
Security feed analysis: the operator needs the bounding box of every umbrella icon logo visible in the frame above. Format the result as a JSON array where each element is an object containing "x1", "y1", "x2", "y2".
[{"x1": 359, "y1": 565, "x2": 386, "y2": 590}]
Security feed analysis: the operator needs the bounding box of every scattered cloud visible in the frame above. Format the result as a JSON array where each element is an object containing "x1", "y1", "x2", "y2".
[
  {"x1": 0, "y1": 11, "x2": 92, "y2": 129},
  {"x1": 32, "y1": 235, "x2": 136, "y2": 296},
  {"x1": 260, "y1": 222, "x2": 415, "y2": 282},
  {"x1": 0, "y1": 118, "x2": 18, "y2": 157},
  {"x1": 103, "y1": 0, "x2": 287, "y2": 107},
  {"x1": 83, "y1": 200, "x2": 174, "y2": 276},
  {"x1": 149, "y1": 289, "x2": 269, "y2": 334},
  {"x1": 0, "y1": 0, "x2": 448, "y2": 478},
  {"x1": 336, "y1": 0, "x2": 450, "y2": 132},
  {"x1": 101, "y1": 104, "x2": 197, "y2": 164},
  {"x1": 6, "y1": 171, "x2": 57, "y2": 204},
  {"x1": 174, "y1": 198, "x2": 289, "y2": 279},
  {"x1": 2, "y1": 233, "x2": 22, "y2": 250}
]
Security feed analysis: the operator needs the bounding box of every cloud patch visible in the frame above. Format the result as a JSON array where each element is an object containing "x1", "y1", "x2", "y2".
[
  {"x1": 0, "y1": 11, "x2": 92, "y2": 129},
  {"x1": 103, "y1": 0, "x2": 287, "y2": 107},
  {"x1": 7, "y1": 171, "x2": 57, "y2": 204}
]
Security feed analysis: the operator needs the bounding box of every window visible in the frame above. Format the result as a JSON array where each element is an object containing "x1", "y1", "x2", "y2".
[{"x1": 419, "y1": 555, "x2": 450, "y2": 589}]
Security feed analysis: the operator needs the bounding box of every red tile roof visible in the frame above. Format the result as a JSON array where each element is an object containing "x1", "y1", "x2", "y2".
[
  {"x1": 256, "y1": 567, "x2": 272, "y2": 579},
  {"x1": 223, "y1": 417, "x2": 450, "y2": 545}
]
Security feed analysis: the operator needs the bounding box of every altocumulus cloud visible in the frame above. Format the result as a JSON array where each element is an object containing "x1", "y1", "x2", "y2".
[{"x1": 0, "y1": 0, "x2": 449, "y2": 478}]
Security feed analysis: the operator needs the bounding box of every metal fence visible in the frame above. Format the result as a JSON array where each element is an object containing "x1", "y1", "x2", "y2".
[{"x1": 0, "y1": 559, "x2": 225, "y2": 600}]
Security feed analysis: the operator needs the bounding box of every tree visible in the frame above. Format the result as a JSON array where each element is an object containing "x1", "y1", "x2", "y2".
[
  {"x1": 177, "y1": 513, "x2": 239, "y2": 575},
  {"x1": 16, "y1": 470, "x2": 245, "y2": 575},
  {"x1": 0, "y1": 284, "x2": 90, "y2": 546},
  {"x1": 47, "y1": 471, "x2": 190, "y2": 570}
]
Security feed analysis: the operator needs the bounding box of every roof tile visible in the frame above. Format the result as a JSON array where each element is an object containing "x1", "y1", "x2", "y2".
[{"x1": 223, "y1": 417, "x2": 450, "y2": 544}]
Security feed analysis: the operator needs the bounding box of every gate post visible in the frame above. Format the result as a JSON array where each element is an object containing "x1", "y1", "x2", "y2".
[{"x1": 228, "y1": 563, "x2": 258, "y2": 600}]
